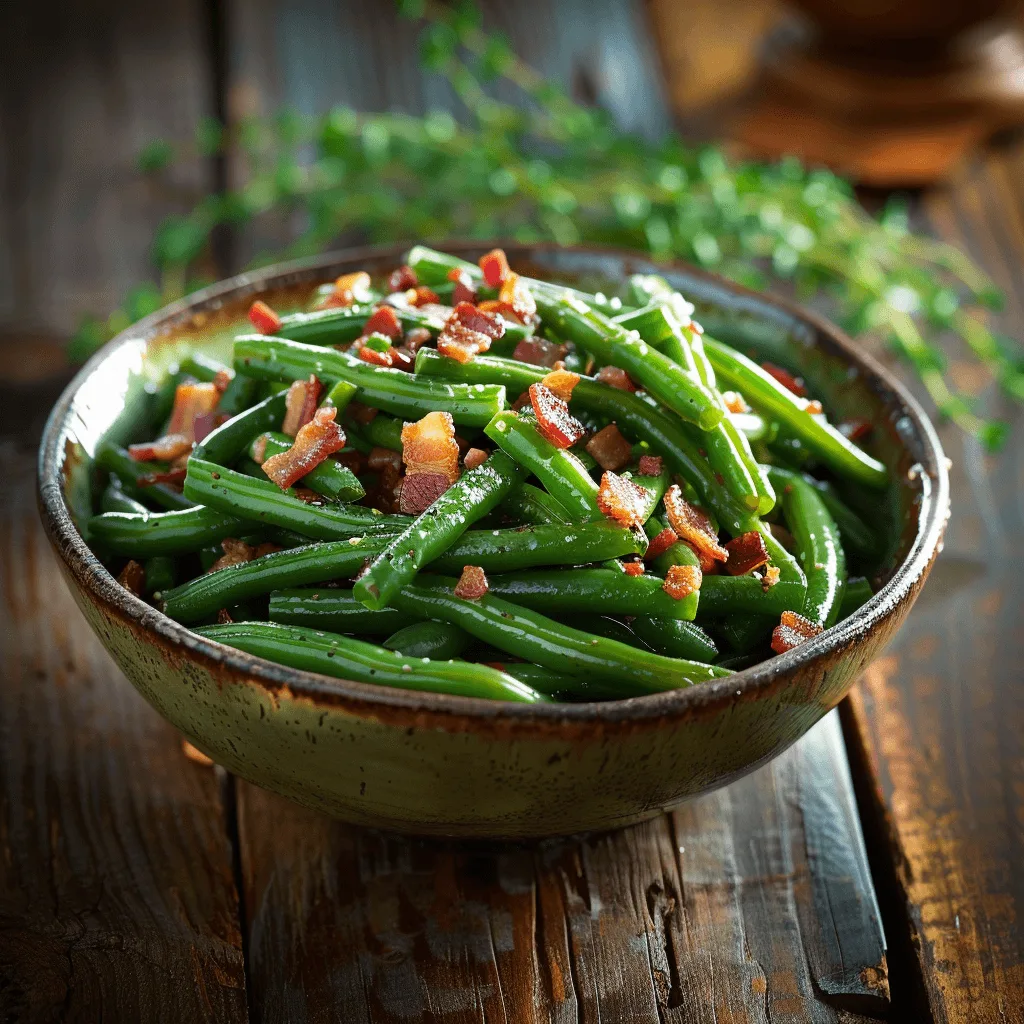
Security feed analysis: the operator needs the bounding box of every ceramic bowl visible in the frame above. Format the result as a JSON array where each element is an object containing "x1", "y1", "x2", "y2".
[{"x1": 37, "y1": 243, "x2": 949, "y2": 838}]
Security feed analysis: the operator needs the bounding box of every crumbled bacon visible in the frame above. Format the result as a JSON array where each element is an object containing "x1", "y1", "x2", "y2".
[
  {"x1": 293, "y1": 487, "x2": 326, "y2": 504},
  {"x1": 248, "y1": 300, "x2": 282, "y2": 334},
  {"x1": 281, "y1": 375, "x2": 322, "y2": 437},
  {"x1": 595, "y1": 365, "x2": 637, "y2": 392},
  {"x1": 685, "y1": 542, "x2": 722, "y2": 575},
  {"x1": 401, "y1": 410, "x2": 460, "y2": 483},
  {"x1": 646, "y1": 527, "x2": 679, "y2": 561},
  {"x1": 367, "y1": 446, "x2": 402, "y2": 472},
  {"x1": 251, "y1": 434, "x2": 269, "y2": 463},
  {"x1": 771, "y1": 610, "x2": 822, "y2": 654},
  {"x1": 261, "y1": 407, "x2": 346, "y2": 490},
  {"x1": 117, "y1": 560, "x2": 145, "y2": 596},
  {"x1": 408, "y1": 286, "x2": 440, "y2": 307},
  {"x1": 511, "y1": 391, "x2": 532, "y2": 412},
  {"x1": 138, "y1": 466, "x2": 187, "y2": 488},
  {"x1": 347, "y1": 401, "x2": 379, "y2": 425},
  {"x1": 622, "y1": 561, "x2": 645, "y2": 577},
  {"x1": 437, "y1": 302, "x2": 506, "y2": 364},
  {"x1": 129, "y1": 434, "x2": 192, "y2": 463},
  {"x1": 463, "y1": 447, "x2": 489, "y2": 471},
  {"x1": 388, "y1": 265, "x2": 418, "y2": 292},
  {"x1": 805, "y1": 400, "x2": 823, "y2": 415},
  {"x1": 389, "y1": 346, "x2": 416, "y2": 372},
  {"x1": 596, "y1": 471, "x2": 650, "y2": 528},
  {"x1": 637, "y1": 455, "x2": 663, "y2": 477},
  {"x1": 363, "y1": 305, "x2": 403, "y2": 340},
  {"x1": 454, "y1": 565, "x2": 489, "y2": 600},
  {"x1": 540, "y1": 368, "x2": 580, "y2": 402},
  {"x1": 761, "y1": 565, "x2": 781, "y2": 591},
  {"x1": 498, "y1": 272, "x2": 537, "y2": 323},
  {"x1": 213, "y1": 368, "x2": 234, "y2": 393},
  {"x1": 761, "y1": 362, "x2": 807, "y2": 397},
  {"x1": 404, "y1": 327, "x2": 432, "y2": 353},
  {"x1": 209, "y1": 538, "x2": 257, "y2": 573},
  {"x1": 529, "y1": 383, "x2": 586, "y2": 449},
  {"x1": 168, "y1": 381, "x2": 220, "y2": 439},
  {"x1": 724, "y1": 531, "x2": 770, "y2": 576},
  {"x1": 663, "y1": 485, "x2": 728, "y2": 567},
  {"x1": 721, "y1": 391, "x2": 749, "y2": 414},
  {"x1": 357, "y1": 343, "x2": 393, "y2": 367},
  {"x1": 479, "y1": 248, "x2": 511, "y2": 288},
  {"x1": 662, "y1": 564, "x2": 702, "y2": 600},
  {"x1": 398, "y1": 472, "x2": 451, "y2": 514},
  {"x1": 332, "y1": 271, "x2": 372, "y2": 307},
  {"x1": 512, "y1": 337, "x2": 566, "y2": 367},
  {"x1": 335, "y1": 448, "x2": 365, "y2": 475},
  {"x1": 840, "y1": 419, "x2": 872, "y2": 442},
  {"x1": 193, "y1": 411, "x2": 226, "y2": 444},
  {"x1": 586, "y1": 424, "x2": 632, "y2": 471},
  {"x1": 447, "y1": 267, "x2": 478, "y2": 305}
]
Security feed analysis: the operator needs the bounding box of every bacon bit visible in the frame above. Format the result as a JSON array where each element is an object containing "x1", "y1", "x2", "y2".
[
  {"x1": 761, "y1": 565, "x2": 781, "y2": 591},
  {"x1": 646, "y1": 527, "x2": 679, "y2": 561},
  {"x1": 479, "y1": 248, "x2": 511, "y2": 288},
  {"x1": 389, "y1": 346, "x2": 415, "y2": 373},
  {"x1": 663, "y1": 564, "x2": 702, "y2": 600},
  {"x1": 663, "y1": 484, "x2": 728, "y2": 567},
  {"x1": 182, "y1": 740, "x2": 215, "y2": 766},
  {"x1": 138, "y1": 467, "x2": 187, "y2": 488},
  {"x1": 464, "y1": 447, "x2": 489, "y2": 471},
  {"x1": 637, "y1": 455, "x2": 663, "y2": 476},
  {"x1": 596, "y1": 471, "x2": 650, "y2": 528},
  {"x1": 367, "y1": 446, "x2": 402, "y2": 472},
  {"x1": 454, "y1": 565, "x2": 489, "y2": 599},
  {"x1": 333, "y1": 271, "x2": 372, "y2": 307},
  {"x1": 404, "y1": 327, "x2": 432, "y2": 353},
  {"x1": 622, "y1": 561, "x2": 645, "y2": 577},
  {"x1": 347, "y1": 400, "x2": 379, "y2": 425},
  {"x1": 408, "y1": 286, "x2": 440, "y2": 307},
  {"x1": 388, "y1": 265, "x2": 418, "y2": 292},
  {"x1": 398, "y1": 472, "x2": 450, "y2": 514},
  {"x1": 248, "y1": 299, "x2": 282, "y2": 334},
  {"x1": 454, "y1": 434, "x2": 471, "y2": 456},
  {"x1": 551, "y1": 360, "x2": 567, "y2": 372},
  {"x1": 721, "y1": 390, "x2": 749, "y2": 414},
  {"x1": 281, "y1": 375, "x2": 322, "y2": 437},
  {"x1": 437, "y1": 302, "x2": 506, "y2": 364},
  {"x1": 840, "y1": 419, "x2": 872, "y2": 442},
  {"x1": 805, "y1": 400, "x2": 824, "y2": 415},
  {"x1": 512, "y1": 337, "x2": 567, "y2": 367},
  {"x1": 498, "y1": 272, "x2": 537, "y2": 323},
  {"x1": 252, "y1": 434, "x2": 269, "y2": 463},
  {"x1": 357, "y1": 344, "x2": 393, "y2": 367},
  {"x1": 335, "y1": 448, "x2": 365, "y2": 475},
  {"x1": 262, "y1": 407, "x2": 346, "y2": 490},
  {"x1": 761, "y1": 362, "x2": 807, "y2": 397},
  {"x1": 209, "y1": 537, "x2": 258, "y2": 573},
  {"x1": 724, "y1": 531, "x2": 770, "y2": 576},
  {"x1": 771, "y1": 610, "x2": 822, "y2": 654},
  {"x1": 690, "y1": 320, "x2": 704, "y2": 335},
  {"x1": 293, "y1": 487, "x2": 326, "y2": 505},
  {"x1": 511, "y1": 391, "x2": 532, "y2": 412},
  {"x1": 129, "y1": 434, "x2": 192, "y2": 463},
  {"x1": 529, "y1": 383, "x2": 586, "y2": 449},
  {"x1": 363, "y1": 305, "x2": 403, "y2": 340},
  {"x1": 168, "y1": 381, "x2": 220, "y2": 439},
  {"x1": 586, "y1": 424, "x2": 633, "y2": 471},
  {"x1": 595, "y1": 365, "x2": 637, "y2": 392},
  {"x1": 447, "y1": 267, "x2": 478, "y2": 305},
  {"x1": 540, "y1": 368, "x2": 580, "y2": 402},
  {"x1": 193, "y1": 411, "x2": 227, "y2": 445},
  {"x1": 685, "y1": 541, "x2": 722, "y2": 575},
  {"x1": 213, "y1": 368, "x2": 234, "y2": 393},
  {"x1": 401, "y1": 410, "x2": 460, "y2": 483},
  {"x1": 117, "y1": 560, "x2": 145, "y2": 596}
]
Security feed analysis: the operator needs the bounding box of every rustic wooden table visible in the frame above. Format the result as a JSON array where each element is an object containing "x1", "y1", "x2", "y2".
[{"x1": 2, "y1": 3, "x2": 1022, "y2": 1021}]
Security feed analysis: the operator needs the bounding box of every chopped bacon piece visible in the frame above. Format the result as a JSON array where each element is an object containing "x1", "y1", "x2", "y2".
[
  {"x1": 138, "y1": 466, "x2": 187, "y2": 488},
  {"x1": 663, "y1": 564, "x2": 702, "y2": 600},
  {"x1": 724, "y1": 531, "x2": 770, "y2": 576},
  {"x1": 261, "y1": 407, "x2": 346, "y2": 490},
  {"x1": 398, "y1": 472, "x2": 450, "y2": 514},
  {"x1": 357, "y1": 344, "x2": 393, "y2": 367},
  {"x1": 367, "y1": 446, "x2": 402, "y2": 472},
  {"x1": 586, "y1": 424, "x2": 633, "y2": 471},
  {"x1": 595, "y1": 365, "x2": 637, "y2": 392},
  {"x1": 251, "y1": 434, "x2": 269, "y2": 463},
  {"x1": 463, "y1": 447, "x2": 489, "y2": 471},
  {"x1": 213, "y1": 367, "x2": 234, "y2": 393},
  {"x1": 761, "y1": 565, "x2": 781, "y2": 591},
  {"x1": 332, "y1": 271, "x2": 372, "y2": 307},
  {"x1": 637, "y1": 455, "x2": 663, "y2": 476},
  {"x1": 761, "y1": 362, "x2": 807, "y2": 397},
  {"x1": 512, "y1": 337, "x2": 566, "y2": 367},
  {"x1": 363, "y1": 305, "x2": 403, "y2": 340},
  {"x1": 454, "y1": 565, "x2": 489, "y2": 600},
  {"x1": 129, "y1": 434, "x2": 192, "y2": 463},
  {"x1": 596, "y1": 471, "x2": 650, "y2": 528},
  {"x1": 248, "y1": 299, "x2": 282, "y2": 334},
  {"x1": 389, "y1": 346, "x2": 416, "y2": 373},
  {"x1": 447, "y1": 267, "x2": 478, "y2": 305},
  {"x1": 511, "y1": 390, "x2": 532, "y2": 412},
  {"x1": 498, "y1": 272, "x2": 537, "y2": 323},
  {"x1": 117, "y1": 560, "x2": 145, "y2": 596},
  {"x1": 192, "y1": 411, "x2": 226, "y2": 445},
  {"x1": 404, "y1": 327, "x2": 432, "y2": 353},
  {"x1": 646, "y1": 527, "x2": 679, "y2": 561},
  {"x1": 805, "y1": 400, "x2": 823, "y2": 415},
  {"x1": 540, "y1": 368, "x2": 580, "y2": 402},
  {"x1": 622, "y1": 560, "x2": 645, "y2": 577},
  {"x1": 168, "y1": 381, "x2": 220, "y2": 439},
  {"x1": 335, "y1": 448, "x2": 365, "y2": 475},
  {"x1": 437, "y1": 302, "x2": 505, "y2": 364},
  {"x1": 293, "y1": 487, "x2": 326, "y2": 504},
  {"x1": 401, "y1": 410, "x2": 460, "y2": 483},
  {"x1": 721, "y1": 391, "x2": 749, "y2": 414},
  {"x1": 663, "y1": 484, "x2": 728, "y2": 567},
  {"x1": 209, "y1": 537, "x2": 257, "y2": 574},
  {"x1": 388, "y1": 264, "x2": 418, "y2": 292},
  {"x1": 408, "y1": 286, "x2": 440, "y2": 307},
  {"x1": 771, "y1": 610, "x2": 822, "y2": 654},
  {"x1": 840, "y1": 419, "x2": 872, "y2": 442},
  {"x1": 347, "y1": 400, "x2": 379, "y2": 425},
  {"x1": 479, "y1": 248, "x2": 511, "y2": 288},
  {"x1": 684, "y1": 542, "x2": 722, "y2": 575},
  {"x1": 281, "y1": 375, "x2": 322, "y2": 437},
  {"x1": 529, "y1": 383, "x2": 586, "y2": 449}
]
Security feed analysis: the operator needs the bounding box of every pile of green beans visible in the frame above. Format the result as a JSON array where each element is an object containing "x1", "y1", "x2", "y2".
[{"x1": 88, "y1": 245, "x2": 888, "y2": 702}]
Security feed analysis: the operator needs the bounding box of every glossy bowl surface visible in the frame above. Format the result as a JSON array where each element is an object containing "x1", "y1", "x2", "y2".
[{"x1": 38, "y1": 243, "x2": 949, "y2": 837}]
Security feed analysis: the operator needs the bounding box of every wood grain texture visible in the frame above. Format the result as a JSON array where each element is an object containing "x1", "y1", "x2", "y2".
[
  {"x1": 0, "y1": 444, "x2": 248, "y2": 1022},
  {"x1": 238, "y1": 710, "x2": 886, "y2": 1023}
]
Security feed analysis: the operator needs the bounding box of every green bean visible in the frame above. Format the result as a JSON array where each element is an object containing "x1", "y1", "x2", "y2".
[
  {"x1": 234, "y1": 335, "x2": 506, "y2": 427},
  {"x1": 612, "y1": 303, "x2": 678, "y2": 347},
  {"x1": 802, "y1": 476, "x2": 879, "y2": 561},
  {"x1": 269, "y1": 589, "x2": 415, "y2": 633},
  {"x1": 323, "y1": 379, "x2": 358, "y2": 412},
  {"x1": 713, "y1": 614, "x2": 774, "y2": 655},
  {"x1": 179, "y1": 352, "x2": 227, "y2": 381},
  {"x1": 839, "y1": 576, "x2": 874, "y2": 619},
  {"x1": 89, "y1": 506, "x2": 248, "y2": 557},
  {"x1": 500, "y1": 483, "x2": 572, "y2": 525},
  {"x1": 484, "y1": 411, "x2": 601, "y2": 521},
  {"x1": 485, "y1": 567, "x2": 699, "y2": 620},
  {"x1": 359, "y1": 412, "x2": 403, "y2": 451},
  {"x1": 193, "y1": 390, "x2": 288, "y2": 464},
  {"x1": 100, "y1": 483, "x2": 148, "y2": 515},
  {"x1": 485, "y1": 662, "x2": 579, "y2": 700},
  {"x1": 248, "y1": 432, "x2": 364, "y2": 502},
  {"x1": 353, "y1": 451, "x2": 524, "y2": 610},
  {"x1": 392, "y1": 577, "x2": 730, "y2": 697},
  {"x1": 704, "y1": 338, "x2": 888, "y2": 488},
  {"x1": 143, "y1": 555, "x2": 177, "y2": 597},
  {"x1": 383, "y1": 621, "x2": 471, "y2": 660},
  {"x1": 630, "y1": 616, "x2": 719, "y2": 663},
  {"x1": 557, "y1": 613, "x2": 652, "y2": 648},
  {"x1": 768, "y1": 466, "x2": 847, "y2": 627},
  {"x1": 195, "y1": 622, "x2": 547, "y2": 703},
  {"x1": 628, "y1": 470, "x2": 670, "y2": 522},
  {"x1": 95, "y1": 440, "x2": 195, "y2": 511},
  {"x1": 695, "y1": 575, "x2": 804, "y2": 616}
]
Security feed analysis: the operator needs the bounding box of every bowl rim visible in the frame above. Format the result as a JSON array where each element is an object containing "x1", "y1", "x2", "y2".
[{"x1": 37, "y1": 240, "x2": 949, "y2": 726}]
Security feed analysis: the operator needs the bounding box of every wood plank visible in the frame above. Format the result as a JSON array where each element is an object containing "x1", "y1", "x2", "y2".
[
  {"x1": 238, "y1": 710, "x2": 886, "y2": 1022},
  {"x1": 842, "y1": 142, "x2": 1024, "y2": 1023},
  {"x1": 0, "y1": 441, "x2": 248, "y2": 1022}
]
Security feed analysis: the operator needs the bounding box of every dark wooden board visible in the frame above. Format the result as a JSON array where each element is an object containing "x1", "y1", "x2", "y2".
[
  {"x1": 0, "y1": 444, "x2": 248, "y2": 1022},
  {"x1": 237, "y1": 710, "x2": 886, "y2": 1023}
]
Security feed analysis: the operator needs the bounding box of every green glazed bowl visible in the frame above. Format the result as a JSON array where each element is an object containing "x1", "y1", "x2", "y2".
[{"x1": 37, "y1": 243, "x2": 949, "y2": 838}]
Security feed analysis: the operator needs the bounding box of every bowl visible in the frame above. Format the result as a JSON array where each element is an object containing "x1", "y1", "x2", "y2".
[{"x1": 37, "y1": 242, "x2": 949, "y2": 838}]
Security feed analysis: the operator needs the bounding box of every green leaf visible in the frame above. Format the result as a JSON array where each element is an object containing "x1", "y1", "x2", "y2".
[
  {"x1": 195, "y1": 116, "x2": 223, "y2": 156},
  {"x1": 137, "y1": 139, "x2": 174, "y2": 174},
  {"x1": 67, "y1": 316, "x2": 109, "y2": 364},
  {"x1": 152, "y1": 216, "x2": 209, "y2": 269}
]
